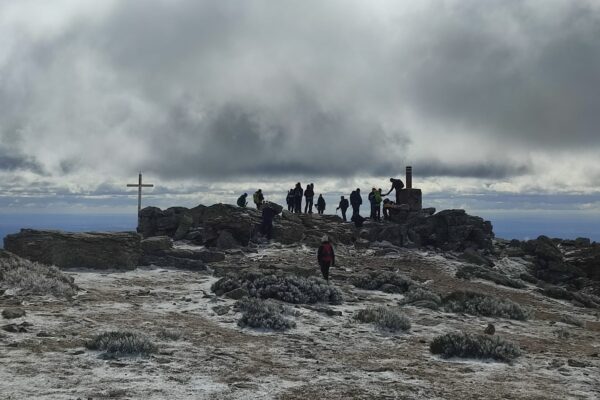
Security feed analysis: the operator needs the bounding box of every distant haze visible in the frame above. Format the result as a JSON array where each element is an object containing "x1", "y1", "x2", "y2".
[{"x1": 0, "y1": 0, "x2": 599, "y2": 218}]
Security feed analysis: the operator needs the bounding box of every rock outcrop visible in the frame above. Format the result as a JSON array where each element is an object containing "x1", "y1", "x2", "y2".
[
  {"x1": 138, "y1": 203, "x2": 494, "y2": 251},
  {"x1": 4, "y1": 229, "x2": 141, "y2": 270}
]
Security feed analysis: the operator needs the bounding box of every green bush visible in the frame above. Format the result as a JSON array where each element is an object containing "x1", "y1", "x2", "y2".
[
  {"x1": 456, "y1": 264, "x2": 526, "y2": 289},
  {"x1": 87, "y1": 331, "x2": 157, "y2": 356},
  {"x1": 0, "y1": 257, "x2": 77, "y2": 298},
  {"x1": 430, "y1": 332, "x2": 521, "y2": 362},
  {"x1": 401, "y1": 287, "x2": 442, "y2": 310},
  {"x1": 443, "y1": 291, "x2": 531, "y2": 320},
  {"x1": 236, "y1": 297, "x2": 296, "y2": 331},
  {"x1": 212, "y1": 270, "x2": 342, "y2": 304},
  {"x1": 351, "y1": 271, "x2": 414, "y2": 293},
  {"x1": 354, "y1": 306, "x2": 411, "y2": 332}
]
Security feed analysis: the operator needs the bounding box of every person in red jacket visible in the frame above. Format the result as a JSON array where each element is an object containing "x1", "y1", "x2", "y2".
[{"x1": 317, "y1": 236, "x2": 335, "y2": 282}]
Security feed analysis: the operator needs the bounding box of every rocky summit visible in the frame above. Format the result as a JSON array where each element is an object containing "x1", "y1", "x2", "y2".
[{"x1": 1, "y1": 204, "x2": 599, "y2": 399}]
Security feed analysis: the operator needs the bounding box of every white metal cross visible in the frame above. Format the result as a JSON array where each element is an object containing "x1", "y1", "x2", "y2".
[{"x1": 127, "y1": 173, "x2": 154, "y2": 214}]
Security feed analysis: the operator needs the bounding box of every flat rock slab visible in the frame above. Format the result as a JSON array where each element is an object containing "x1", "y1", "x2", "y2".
[{"x1": 4, "y1": 229, "x2": 141, "y2": 270}]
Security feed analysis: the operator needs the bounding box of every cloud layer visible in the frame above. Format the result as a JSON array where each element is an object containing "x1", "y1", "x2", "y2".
[{"x1": 1, "y1": 0, "x2": 599, "y2": 211}]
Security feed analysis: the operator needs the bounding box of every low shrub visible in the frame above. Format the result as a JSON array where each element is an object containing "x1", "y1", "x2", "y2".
[
  {"x1": 87, "y1": 331, "x2": 157, "y2": 356},
  {"x1": 541, "y1": 286, "x2": 599, "y2": 308},
  {"x1": 354, "y1": 306, "x2": 411, "y2": 332},
  {"x1": 212, "y1": 270, "x2": 342, "y2": 304},
  {"x1": 456, "y1": 265, "x2": 526, "y2": 289},
  {"x1": 554, "y1": 327, "x2": 571, "y2": 339},
  {"x1": 157, "y1": 328, "x2": 182, "y2": 341},
  {"x1": 401, "y1": 287, "x2": 442, "y2": 310},
  {"x1": 351, "y1": 271, "x2": 414, "y2": 293},
  {"x1": 560, "y1": 315, "x2": 584, "y2": 328},
  {"x1": 430, "y1": 332, "x2": 521, "y2": 362},
  {"x1": 443, "y1": 291, "x2": 531, "y2": 321},
  {"x1": 236, "y1": 297, "x2": 296, "y2": 331},
  {"x1": 0, "y1": 257, "x2": 77, "y2": 298}
]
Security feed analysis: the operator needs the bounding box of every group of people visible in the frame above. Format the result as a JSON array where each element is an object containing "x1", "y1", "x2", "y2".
[{"x1": 235, "y1": 178, "x2": 407, "y2": 283}]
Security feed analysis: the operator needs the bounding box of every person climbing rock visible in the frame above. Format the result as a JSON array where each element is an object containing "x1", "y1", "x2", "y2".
[
  {"x1": 236, "y1": 193, "x2": 248, "y2": 208},
  {"x1": 337, "y1": 196, "x2": 349, "y2": 222},
  {"x1": 316, "y1": 194, "x2": 326, "y2": 215},
  {"x1": 317, "y1": 236, "x2": 335, "y2": 282},
  {"x1": 304, "y1": 183, "x2": 315, "y2": 214},
  {"x1": 253, "y1": 189, "x2": 264, "y2": 209},
  {"x1": 260, "y1": 204, "x2": 279, "y2": 240},
  {"x1": 384, "y1": 178, "x2": 405, "y2": 204}
]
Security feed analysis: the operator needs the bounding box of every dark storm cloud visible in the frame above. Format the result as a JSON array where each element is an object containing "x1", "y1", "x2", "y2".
[
  {"x1": 418, "y1": 160, "x2": 531, "y2": 179},
  {"x1": 1, "y1": 0, "x2": 600, "y2": 188},
  {"x1": 0, "y1": 147, "x2": 44, "y2": 174}
]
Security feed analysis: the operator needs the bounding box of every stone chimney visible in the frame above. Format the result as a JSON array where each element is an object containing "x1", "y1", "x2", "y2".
[{"x1": 406, "y1": 166, "x2": 412, "y2": 189}]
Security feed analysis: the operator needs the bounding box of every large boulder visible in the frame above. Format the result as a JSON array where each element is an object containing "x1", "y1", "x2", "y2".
[
  {"x1": 4, "y1": 229, "x2": 141, "y2": 270},
  {"x1": 522, "y1": 236, "x2": 585, "y2": 283}
]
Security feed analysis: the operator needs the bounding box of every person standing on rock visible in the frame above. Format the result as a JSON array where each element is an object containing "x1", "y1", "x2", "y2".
[
  {"x1": 253, "y1": 189, "x2": 264, "y2": 210},
  {"x1": 304, "y1": 183, "x2": 315, "y2": 214},
  {"x1": 237, "y1": 193, "x2": 248, "y2": 208},
  {"x1": 368, "y1": 188, "x2": 377, "y2": 219},
  {"x1": 316, "y1": 194, "x2": 326, "y2": 215},
  {"x1": 374, "y1": 188, "x2": 383, "y2": 221},
  {"x1": 336, "y1": 196, "x2": 349, "y2": 222},
  {"x1": 286, "y1": 189, "x2": 294, "y2": 212},
  {"x1": 385, "y1": 178, "x2": 405, "y2": 204},
  {"x1": 317, "y1": 236, "x2": 335, "y2": 282},
  {"x1": 350, "y1": 188, "x2": 362, "y2": 218},
  {"x1": 293, "y1": 183, "x2": 303, "y2": 214}
]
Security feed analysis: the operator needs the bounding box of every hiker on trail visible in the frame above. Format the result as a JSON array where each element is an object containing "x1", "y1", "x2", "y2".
[
  {"x1": 237, "y1": 193, "x2": 248, "y2": 208},
  {"x1": 351, "y1": 213, "x2": 366, "y2": 228},
  {"x1": 337, "y1": 196, "x2": 349, "y2": 222},
  {"x1": 304, "y1": 183, "x2": 315, "y2": 214},
  {"x1": 253, "y1": 189, "x2": 264, "y2": 210},
  {"x1": 368, "y1": 188, "x2": 377, "y2": 219},
  {"x1": 350, "y1": 188, "x2": 362, "y2": 218},
  {"x1": 293, "y1": 183, "x2": 303, "y2": 213},
  {"x1": 316, "y1": 194, "x2": 326, "y2": 215},
  {"x1": 382, "y1": 198, "x2": 394, "y2": 221},
  {"x1": 260, "y1": 204, "x2": 278, "y2": 240},
  {"x1": 317, "y1": 236, "x2": 335, "y2": 282},
  {"x1": 286, "y1": 189, "x2": 294, "y2": 212},
  {"x1": 385, "y1": 178, "x2": 405, "y2": 204}
]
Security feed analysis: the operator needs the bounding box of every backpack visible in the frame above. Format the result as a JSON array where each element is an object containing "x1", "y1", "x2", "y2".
[
  {"x1": 320, "y1": 243, "x2": 334, "y2": 262},
  {"x1": 374, "y1": 191, "x2": 382, "y2": 204}
]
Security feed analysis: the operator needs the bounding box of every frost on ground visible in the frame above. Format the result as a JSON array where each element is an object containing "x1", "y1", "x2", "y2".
[{"x1": 0, "y1": 244, "x2": 599, "y2": 399}]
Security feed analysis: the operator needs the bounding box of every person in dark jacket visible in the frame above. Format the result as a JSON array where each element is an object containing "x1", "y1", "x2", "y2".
[
  {"x1": 237, "y1": 193, "x2": 248, "y2": 208},
  {"x1": 316, "y1": 194, "x2": 326, "y2": 214},
  {"x1": 253, "y1": 189, "x2": 264, "y2": 209},
  {"x1": 317, "y1": 236, "x2": 335, "y2": 282},
  {"x1": 293, "y1": 183, "x2": 303, "y2": 213},
  {"x1": 286, "y1": 189, "x2": 294, "y2": 212},
  {"x1": 368, "y1": 187, "x2": 377, "y2": 219},
  {"x1": 260, "y1": 204, "x2": 279, "y2": 240},
  {"x1": 385, "y1": 178, "x2": 405, "y2": 204},
  {"x1": 382, "y1": 198, "x2": 394, "y2": 221},
  {"x1": 350, "y1": 188, "x2": 362, "y2": 218},
  {"x1": 304, "y1": 183, "x2": 315, "y2": 213},
  {"x1": 336, "y1": 196, "x2": 349, "y2": 222}
]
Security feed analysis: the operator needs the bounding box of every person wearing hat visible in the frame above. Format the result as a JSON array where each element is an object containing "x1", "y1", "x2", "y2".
[{"x1": 317, "y1": 236, "x2": 335, "y2": 282}]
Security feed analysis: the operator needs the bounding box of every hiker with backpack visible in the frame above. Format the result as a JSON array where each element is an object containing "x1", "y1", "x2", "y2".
[
  {"x1": 304, "y1": 183, "x2": 315, "y2": 214},
  {"x1": 350, "y1": 188, "x2": 362, "y2": 219},
  {"x1": 368, "y1": 188, "x2": 377, "y2": 219},
  {"x1": 317, "y1": 236, "x2": 335, "y2": 282},
  {"x1": 336, "y1": 196, "x2": 349, "y2": 222},
  {"x1": 374, "y1": 188, "x2": 383, "y2": 221},
  {"x1": 385, "y1": 178, "x2": 405, "y2": 204},
  {"x1": 237, "y1": 193, "x2": 248, "y2": 208},
  {"x1": 316, "y1": 194, "x2": 326, "y2": 214},
  {"x1": 253, "y1": 189, "x2": 264, "y2": 210}
]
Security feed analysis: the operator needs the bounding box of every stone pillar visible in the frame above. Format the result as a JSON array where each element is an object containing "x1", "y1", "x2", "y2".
[{"x1": 406, "y1": 166, "x2": 412, "y2": 189}]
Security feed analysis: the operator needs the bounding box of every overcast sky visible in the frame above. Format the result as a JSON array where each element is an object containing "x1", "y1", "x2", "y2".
[{"x1": 1, "y1": 0, "x2": 599, "y2": 214}]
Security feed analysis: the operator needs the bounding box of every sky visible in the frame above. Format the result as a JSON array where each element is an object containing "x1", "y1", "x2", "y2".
[{"x1": 1, "y1": 0, "x2": 599, "y2": 216}]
